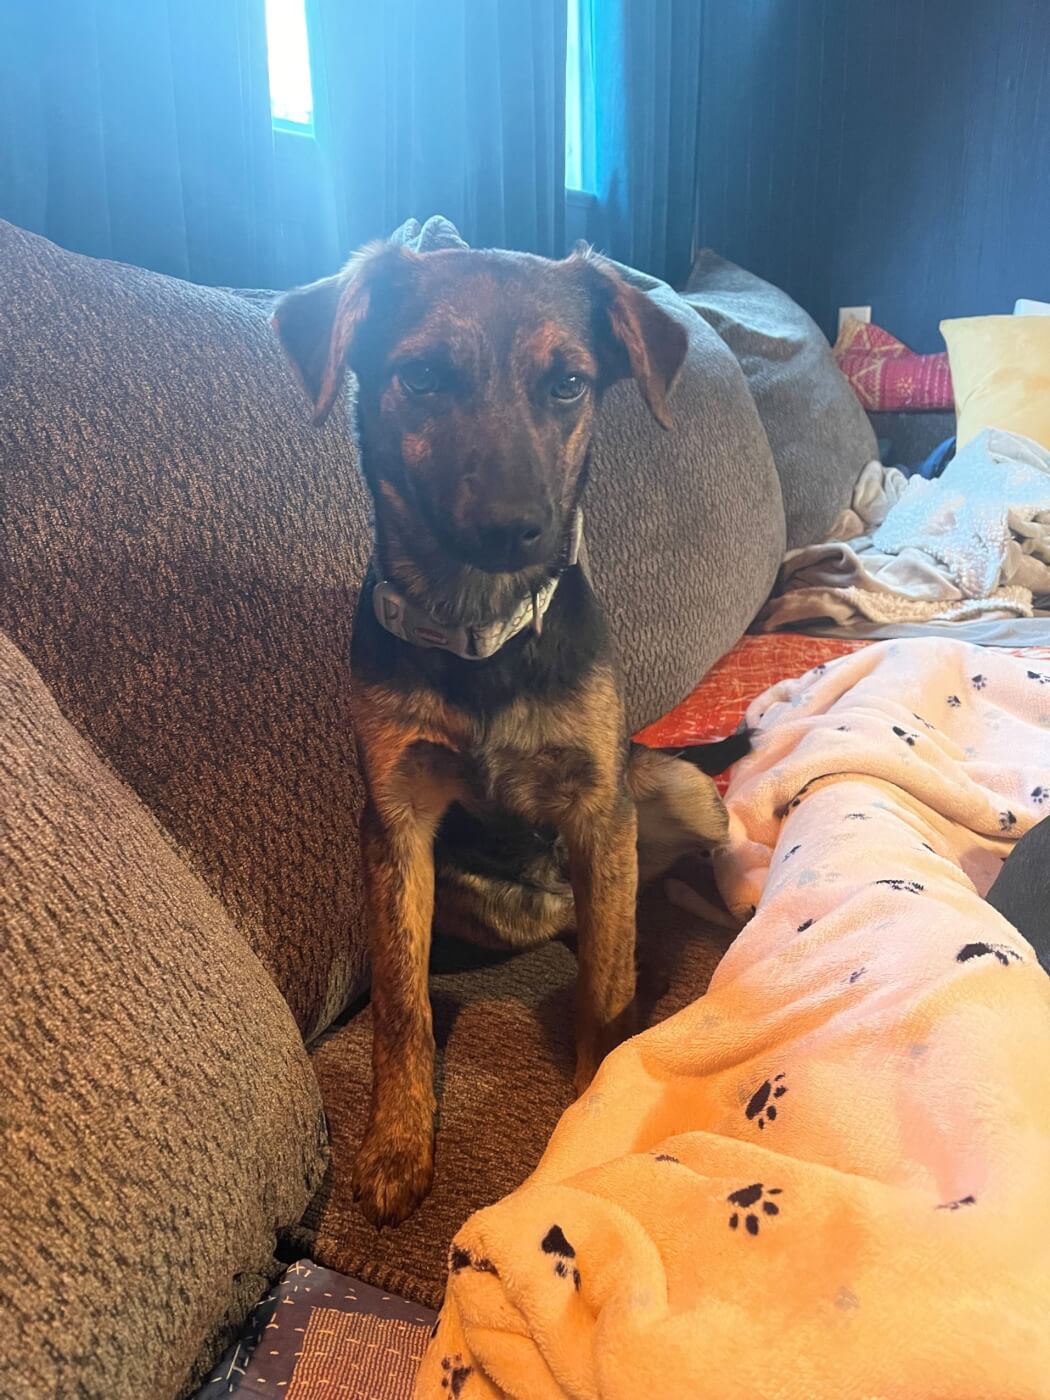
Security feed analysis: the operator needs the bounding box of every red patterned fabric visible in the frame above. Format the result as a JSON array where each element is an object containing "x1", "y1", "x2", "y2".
[
  {"x1": 634, "y1": 635, "x2": 870, "y2": 752},
  {"x1": 833, "y1": 317, "x2": 953, "y2": 412},
  {"x1": 635, "y1": 633, "x2": 1050, "y2": 791}
]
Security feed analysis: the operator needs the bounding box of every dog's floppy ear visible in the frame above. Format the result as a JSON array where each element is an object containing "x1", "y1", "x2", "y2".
[
  {"x1": 272, "y1": 242, "x2": 413, "y2": 425},
  {"x1": 573, "y1": 248, "x2": 688, "y2": 429}
]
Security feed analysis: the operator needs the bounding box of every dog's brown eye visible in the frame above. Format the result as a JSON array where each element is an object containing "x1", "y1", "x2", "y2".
[
  {"x1": 550, "y1": 374, "x2": 588, "y2": 402},
  {"x1": 399, "y1": 363, "x2": 440, "y2": 395}
]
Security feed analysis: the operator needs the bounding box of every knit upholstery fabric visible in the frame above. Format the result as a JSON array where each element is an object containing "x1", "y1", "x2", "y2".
[
  {"x1": 0, "y1": 633, "x2": 328, "y2": 1399},
  {"x1": 0, "y1": 218, "x2": 374, "y2": 1039},
  {"x1": 686, "y1": 249, "x2": 878, "y2": 550}
]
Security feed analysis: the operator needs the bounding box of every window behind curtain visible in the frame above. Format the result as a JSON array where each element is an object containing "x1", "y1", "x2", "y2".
[
  {"x1": 565, "y1": 0, "x2": 595, "y2": 194},
  {"x1": 265, "y1": 0, "x2": 314, "y2": 133}
]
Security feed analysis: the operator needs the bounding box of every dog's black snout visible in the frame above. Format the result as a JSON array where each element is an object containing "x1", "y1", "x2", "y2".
[{"x1": 471, "y1": 507, "x2": 552, "y2": 571}]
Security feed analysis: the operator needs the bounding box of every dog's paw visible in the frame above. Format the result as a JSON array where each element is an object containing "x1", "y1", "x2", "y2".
[{"x1": 352, "y1": 1127, "x2": 434, "y2": 1228}]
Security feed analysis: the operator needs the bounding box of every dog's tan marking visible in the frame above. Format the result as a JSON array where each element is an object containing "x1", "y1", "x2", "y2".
[
  {"x1": 477, "y1": 664, "x2": 639, "y2": 1089},
  {"x1": 516, "y1": 322, "x2": 597, "y2": 376},
  {"x1": 389, "y1": 300, "x2": 494, "y2": 364},
  {"x1": 401, "y1": 432, "x2": 431, "y2": 466},
  {"x1": 563, "y1": 414, "x2": 594, "y2": 476}
]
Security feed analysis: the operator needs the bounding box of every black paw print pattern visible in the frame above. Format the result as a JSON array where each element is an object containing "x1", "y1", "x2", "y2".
[
  {"x1": 728, "y1": 1184, "x2": 782, "y2": 1236},
  {"x1": 654, "y1": 1153, "x2": 680, "y2": 1163},
  {"x1": 937, "y1": 1194, "x2": 976, "y2": 1211},
  {"x1": 1026, "y1": 670, "x2": 1050, "y2": 685},
  {"x1": 541, "y1": 1225, "x2": 581, "y2": 1289},
  {"x1": 1033, "y1": 786, "x2": 1048, "y2": 806},
  {"x1": 946, "y1": 695, "x2": 961, "y2": 708},
  {"x1": 441, "y1": 1354, "x2": 472, "y2": 1396},
  {"x1": 911, "y1": 712, "x2": 935, "y2": 730},
  {"x1": 783, "y1": 843, "x2": 801, "y2": 862},
  {"x1": 957, "y1": 942, "x2": 1022, "y2": 967},
  {"x1": 999, "y1": 810, "x2": 1017, "y2": 832},
  {"x1": 971, "y1": 674, "x2": 987, "y2": 691},
  {"x1": 848, "y1": 966, "x2": 867, "y2": 984},
  {"x1": 875, "y1": 878, "x2": 925, "y2": 894},
  {"x1": 780, "y1": 783, "x2": 813, "y2": 817},
  {"x1": 845, "y1": 812, "x2": 869, "y2": 821},
  {"x1": 796, "y1": 917, "x2": 814, "y2": 932},
  {"x1": 448, "y1": 1244, "x2": 498, "y2": 1278},
  {"x1": 892, "y1": 725, "x2": 919, "y2": 747},
  {"x1": 746, "y1": 1074, "x2": 787, "y2": 1129}
]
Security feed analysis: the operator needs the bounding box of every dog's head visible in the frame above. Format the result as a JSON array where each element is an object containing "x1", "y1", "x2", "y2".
[{"x1": 274, "y1": 245, "x2": 687, "y2": 578}]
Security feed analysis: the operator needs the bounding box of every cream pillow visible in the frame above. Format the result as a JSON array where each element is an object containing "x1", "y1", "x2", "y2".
[{"x1": 941, "y1": 314, "x2": 1050, "y2": 450}]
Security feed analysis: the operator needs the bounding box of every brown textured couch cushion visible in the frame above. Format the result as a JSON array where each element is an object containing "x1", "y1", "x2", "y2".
[
  {"x1": 0, "y1": 632, "x2": 328, "y2": 1399},
  {"x1": 0, "y1": 217, "x2": 372, "y2": 1038}
]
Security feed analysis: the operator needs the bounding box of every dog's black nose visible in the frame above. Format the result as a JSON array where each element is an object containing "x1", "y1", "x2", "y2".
[{"x1": 472, "y1": 510, "x2": 551, "y2": 571}]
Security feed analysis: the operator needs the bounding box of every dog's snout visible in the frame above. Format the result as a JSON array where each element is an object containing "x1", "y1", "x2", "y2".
[{"x1": 470, "y1": 504, "x2": 552, "y2": 572}]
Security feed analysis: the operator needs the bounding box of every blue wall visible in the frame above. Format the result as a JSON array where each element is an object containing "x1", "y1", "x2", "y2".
[{"x1": 696, "y1": 0, "x2": 1050, "y2": 351}]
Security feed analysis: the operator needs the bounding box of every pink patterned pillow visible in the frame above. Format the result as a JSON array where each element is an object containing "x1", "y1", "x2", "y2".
[{"x1": 834, "y1": 318, "x2": 953, "y2": 411}]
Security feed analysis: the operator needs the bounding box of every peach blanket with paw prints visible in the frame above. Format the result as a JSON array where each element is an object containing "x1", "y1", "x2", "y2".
[{"x1": 415, "y1": 640, "x2": 1050, "y2": 1400}]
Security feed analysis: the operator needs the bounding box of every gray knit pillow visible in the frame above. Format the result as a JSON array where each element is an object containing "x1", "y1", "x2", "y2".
[
  {"x1": 585, "y1": 264, "x2": 785, "y2": 728},
  {"x1": 686, "y1": 250, "x2": 878, "y2": 549}
]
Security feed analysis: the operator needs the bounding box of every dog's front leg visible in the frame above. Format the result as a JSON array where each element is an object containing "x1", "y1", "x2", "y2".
[
  {"x1": 352, "y1": 764, "x2": 451, "y2": 1227},
  {"x1": 565, "y1": 793, "x2": 639, "y2": 1097}
]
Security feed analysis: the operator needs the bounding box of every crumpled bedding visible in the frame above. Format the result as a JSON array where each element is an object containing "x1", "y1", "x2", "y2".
[
  {"x1": 760, "y1": 428, "x2": 1050, "y2": 629},
  {"x1": 415, "y1": 640, "x2": 1050, "y2": 1400}
]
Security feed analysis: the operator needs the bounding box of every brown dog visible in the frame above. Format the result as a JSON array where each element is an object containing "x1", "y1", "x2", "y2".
[{"x1": 275, "y1": 244, "x2": 731, "y2": 1226}]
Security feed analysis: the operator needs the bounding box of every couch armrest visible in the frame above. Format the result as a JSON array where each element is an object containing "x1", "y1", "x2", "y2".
[{"x1": 0, "y1": 632, "x2": 328, "y2": 1399}]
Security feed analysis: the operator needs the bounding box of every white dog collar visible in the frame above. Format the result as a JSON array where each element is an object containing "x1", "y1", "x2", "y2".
[{"x1": 372, "y1": 511, "x2": 582, "y2": 661}]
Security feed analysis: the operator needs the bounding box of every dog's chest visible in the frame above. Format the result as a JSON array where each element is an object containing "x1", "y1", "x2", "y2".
[
  {"x1": 364, "y1": 659, "x2": 623, "y2": 827},
  {"x1": 454, "y1": 697, "x2": 610, "y2": 828}
]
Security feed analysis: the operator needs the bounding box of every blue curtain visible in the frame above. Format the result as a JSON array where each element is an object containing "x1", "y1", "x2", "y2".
[
  {"x1": 589, "y1": 0, "x2": 702, "y2": 287},
  {"x1": 0, "y1": 0, "x2": 567, "y2": 288},
  {"x1": 0, "y1": 0, "x2": 278, "y2": 287},
  {"x1": 309, "y1": 0, "x2": 567, "y2": 261}
]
